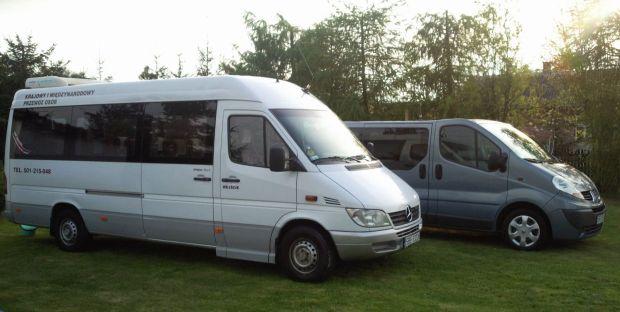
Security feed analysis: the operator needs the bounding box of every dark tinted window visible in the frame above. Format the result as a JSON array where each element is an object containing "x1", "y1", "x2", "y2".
[
  {"x1": 229, "y1": 116, "x2": 289, "y2": 167},
  {"x1": 476, "y1": 132, "x2": 501, "y2": 171},
  {"x1": 72, "y1": 104, "x2": 141, "y2": 161},
  {"x1": 440, "y1": 125, "x2": 500, "y2": 171},
  {"x1": 11, "y1": 107, "x2": 71, "y2": 159},
  {"x1": 143, "y1": 101, "x2": 217, "y2": 164},
  {"x1": 353, "y1": 127, "x2": 429, "y2": 170}
]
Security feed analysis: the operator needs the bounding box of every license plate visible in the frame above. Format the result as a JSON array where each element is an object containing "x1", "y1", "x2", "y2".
[
  {"x1": 403, "y1": 232, "x2": 420, "y2": 248},
  {"x1": 597, "y1": 213, "x2": 605, "y2": 224}
]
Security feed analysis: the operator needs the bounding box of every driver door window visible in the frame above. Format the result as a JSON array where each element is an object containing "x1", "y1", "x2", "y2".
[
  {"x1": 228, "y1": 116, "x2": 289, "y2": 167},
  {"x1": 440, "y1": 126, "x2": 500, "y2": 172}
]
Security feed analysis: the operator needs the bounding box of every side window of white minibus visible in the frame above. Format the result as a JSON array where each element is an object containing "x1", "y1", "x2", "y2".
[
  {"x1": 143, "y1": 101, "x2": 217, "y2": 164},
  {"x1": 11, "y1": 107, "x2": 71, "y2": 159},
  {"x1": 228, "y1": 116, "x2": 289, "y2": 168},
  {"x1": 71, "y1": 104, "x2": 142, "y2": 162}
]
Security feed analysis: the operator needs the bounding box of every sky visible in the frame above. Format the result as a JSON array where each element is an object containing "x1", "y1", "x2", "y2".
[{"x1": 0, "y1": 0, "x2": 615, "y2": 81}]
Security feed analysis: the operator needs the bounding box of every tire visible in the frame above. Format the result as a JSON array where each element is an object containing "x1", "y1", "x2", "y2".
[
  {"x1": 54, "y1": 209, "x2": 92, "y2": 252},
  {"x1": 502, "y1": 208, "x2": 549, "y2": 251},
  {"x1": 278, "y1": 226, "x2": 336, "y2": 282}
]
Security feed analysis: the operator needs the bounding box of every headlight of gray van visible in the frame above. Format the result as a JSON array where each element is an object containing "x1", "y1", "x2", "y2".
[
  {"x1": 552, "y1": 176, "x2": 585, "y2": 200},
  {"x1": 346, "y1": 208, "x2": 392, "y2": 228}
]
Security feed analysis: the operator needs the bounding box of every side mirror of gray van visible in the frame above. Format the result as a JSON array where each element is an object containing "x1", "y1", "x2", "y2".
[
  {"x1": 488, "y1": 152, "x2": 508, "y2": 172},
  {"x1": 269, "y1": 147, "x2": 287, "y2": 172},
  {"x1": 366, "y1": 141, "x2": 375, "y2": 154}
]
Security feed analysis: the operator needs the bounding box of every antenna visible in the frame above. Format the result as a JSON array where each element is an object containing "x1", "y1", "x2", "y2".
[{"x1": 296, "y1": 44, "x2": 315, "y2": 93}]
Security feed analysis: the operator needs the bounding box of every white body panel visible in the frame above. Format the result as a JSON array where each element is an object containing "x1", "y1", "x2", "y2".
[{"x1": 3, "y1": 75, "x2": 421, "y2": 264}]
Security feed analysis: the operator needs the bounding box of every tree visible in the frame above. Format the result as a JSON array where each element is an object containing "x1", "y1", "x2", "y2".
[
  {"x1": 172, "y1": 53, "x2": 187, "y2": 78},
  {"x1": 0, "y1": 34, "x2": 85, "y2": 159},
  {"x1": 551, "y1": 2, "x2": 620, "y2": 191},
  {"x1": 290, "y1": 3, "x2": 401, "y2": 119},
  {"x1": 401, "y1": 4, "x2": 525, "y2": 120},
  {"x1": 219, "y1": 13, "x2": 298, "y2": 79},
  {"x1": 197, "y1": 44, "x2": 213, "y2": 76},
  {"x1": 96, "y1": 56, "x2": 113, "y2": 81},
  {"x1": 139, "y1": 55, "x2": 170, "y2": 80}
]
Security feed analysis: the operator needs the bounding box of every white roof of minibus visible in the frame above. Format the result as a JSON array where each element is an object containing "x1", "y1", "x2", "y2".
[
  {"x1": 11, "y1": 75, "x2": 327, "y2": 110},
  {"x1": 347, "y1": 118, "x2": 511, "y2": 126}
]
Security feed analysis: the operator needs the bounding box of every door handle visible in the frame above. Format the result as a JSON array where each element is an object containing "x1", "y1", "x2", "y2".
[
  {"x1": 193, "y1": 176, "x2": 211, "y2": 182},
  {"x1": 222, "y1": 178, "x2": 240, "y2": 183},
  {"x1": 419, "y1": 164, "x2": 427, "y2": 179},
  {"x1": 435, "y1": 164, "x2": 443, "y2": 180}
]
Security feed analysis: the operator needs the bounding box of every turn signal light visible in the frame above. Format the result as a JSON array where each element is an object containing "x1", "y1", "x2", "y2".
[{"x1": 305, "y1": 195, "x2": 318, "y2": 202}]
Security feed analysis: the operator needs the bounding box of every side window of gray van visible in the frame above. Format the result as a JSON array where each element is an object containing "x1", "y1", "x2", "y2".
[
  {"x1": 440, "y1": 126, "x2": 500, "y2": 172},
  {"x1": 355, "y1": 127, "x2": 429, "y2": 170}
]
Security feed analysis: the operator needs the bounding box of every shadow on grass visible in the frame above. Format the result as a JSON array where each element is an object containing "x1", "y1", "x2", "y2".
[
  {"x1": 420, "y1": 226, "x2": 598, "y2": 251},
  {"x1": 18, "y1": 225, "x2": 600, "y2": 283},
  {"x1": 26, "y1": 234, "x2": 281, "y2": 278}
]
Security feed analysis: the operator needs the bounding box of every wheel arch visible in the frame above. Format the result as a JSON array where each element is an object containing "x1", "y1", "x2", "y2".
[
  {"x1": 270, "y1": 217, "x2": 338, "y2": 264},
  {"x1": 49, "y1": 201, "x2": 83, "y2": 237},
  {"x1": 496, "y1": 201, "x2": 553, "y2": 239}
]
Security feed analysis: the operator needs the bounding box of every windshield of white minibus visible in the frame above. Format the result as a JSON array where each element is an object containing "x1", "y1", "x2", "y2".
[
  {"x1": 271, "y1": 109, "x2": 372, "y2": 164},
  {"x1": 480, "y1": 122, "x2": 553, "y2": 162}
]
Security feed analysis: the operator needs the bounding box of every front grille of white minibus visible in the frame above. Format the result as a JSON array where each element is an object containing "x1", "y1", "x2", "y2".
[
  {"x1": 397, "y1": 225, "x2": 420, "y2": 238},
  {"x1": 389, "y1": 205, "x2": 419, "y2": 226}
]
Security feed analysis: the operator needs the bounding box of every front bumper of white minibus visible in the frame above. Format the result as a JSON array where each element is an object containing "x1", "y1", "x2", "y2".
[{"x1": 330, "y1": 220, "x2": 422, "y2": 261}]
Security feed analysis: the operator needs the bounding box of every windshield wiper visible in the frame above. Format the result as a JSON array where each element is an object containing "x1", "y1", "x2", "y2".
[
  {"x1": 524, "y1": 158, "x2": 559, "y2": 164},
  {"x1": 312, "y1": 156, "x2": 350, "y2": 164},
  {"x1": 344, "y1": 154, "x2": 369, "y2": 163},
  {"x1": 523, "y1": 158, "x2": 543, "y2": 163}
]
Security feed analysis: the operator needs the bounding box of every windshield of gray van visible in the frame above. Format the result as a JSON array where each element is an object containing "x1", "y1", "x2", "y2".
[
  {"x1": 480, "y1": 123, "x2": 553, "y2": 162},
  {"x1": 271, "y1": 109, "x2": 373, "y2": 164}
]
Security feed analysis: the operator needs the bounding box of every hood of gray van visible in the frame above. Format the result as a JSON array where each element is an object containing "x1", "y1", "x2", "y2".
[
  {"x1": 318, "y1": 163, "x2": 419, "y2": 213},
  {"x1": 536, "y1": 162, "x2": 596, "y2": 191}
]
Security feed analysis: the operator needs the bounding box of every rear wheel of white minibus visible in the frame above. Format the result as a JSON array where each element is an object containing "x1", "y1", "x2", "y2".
[{"x1": 53, "y1": 209, "x2": 92, "y2": 252}]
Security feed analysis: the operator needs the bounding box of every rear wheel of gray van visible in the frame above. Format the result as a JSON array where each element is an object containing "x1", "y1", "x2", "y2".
[
  {"x1": 54, "y1": 209, "x2": 92, "y2": 252},
  {"x1": 502, "y1": 209, "x2": 549, "y2": 251},
  {"x1": 279, "y1": 226, "x2": 336, "y2": 282}
]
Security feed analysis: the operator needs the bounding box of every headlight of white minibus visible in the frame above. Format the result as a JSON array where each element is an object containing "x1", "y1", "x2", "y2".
[
  {"x1": 552, "y1": 176, "x2": 585, "y2": 200},
  {"x1": 346, "y1": 208, "x2": 392, "y2": 228}
]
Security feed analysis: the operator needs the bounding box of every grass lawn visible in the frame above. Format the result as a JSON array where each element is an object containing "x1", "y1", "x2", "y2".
[{"x1": 0, "y1": 197, "x2": 617, "y2": 311}]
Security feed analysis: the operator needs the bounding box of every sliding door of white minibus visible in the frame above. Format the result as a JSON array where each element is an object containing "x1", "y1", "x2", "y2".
[{"x1": 141, "y1": 101, "x2": 217, "y2": 246}]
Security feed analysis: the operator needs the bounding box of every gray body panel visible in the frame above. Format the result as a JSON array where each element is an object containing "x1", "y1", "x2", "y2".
[{"x1": 347, "y1": 119, "x2": 605, "y2": 241}]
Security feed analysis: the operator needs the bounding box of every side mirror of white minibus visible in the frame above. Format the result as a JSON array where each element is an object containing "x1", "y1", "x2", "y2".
[
  {"x1": 269, "y1": 146, "x2": 306, "y2": 172},
  {"x1": 269, "y1": 147, "x2": 287, "y2": 172}
]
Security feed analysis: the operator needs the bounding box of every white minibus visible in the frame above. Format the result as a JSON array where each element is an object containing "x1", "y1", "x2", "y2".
[{"x1": 2, "y1": 76, "x2": 422, "y2": 281}]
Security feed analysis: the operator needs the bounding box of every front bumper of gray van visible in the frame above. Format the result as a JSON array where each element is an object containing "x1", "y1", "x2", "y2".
[
  {"x1": 331, "y1": 220, "x2": 422, "y2": 261},
  {"x1": 546, "y1": 195, "x2": 606, "y2": 240}
]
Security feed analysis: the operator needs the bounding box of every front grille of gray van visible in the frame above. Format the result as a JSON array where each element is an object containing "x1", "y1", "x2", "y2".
[
  {"x1": 581, "y1": 191, "x2": 593, "y2": 201},
  {"x1": 323, "y1": 197, "x2": 341, "y2": 206}
]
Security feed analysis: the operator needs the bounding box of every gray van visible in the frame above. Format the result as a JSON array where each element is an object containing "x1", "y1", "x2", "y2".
[{"x1": 347, "y1": 119, "x2": 606, "y2": 250}]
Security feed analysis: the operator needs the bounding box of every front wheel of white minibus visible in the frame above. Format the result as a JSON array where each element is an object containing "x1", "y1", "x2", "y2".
[{"x1": 279, "y1": 226, "x2": 336, "y2": 282}]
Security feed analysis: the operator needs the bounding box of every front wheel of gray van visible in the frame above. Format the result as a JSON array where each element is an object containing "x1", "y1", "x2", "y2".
[
  {"x1": 54, "y1": 209, "x2": 92, "y2": 252},
  {"x1": 279, "y1": 226, "x2": 336, "y2": 282},
  {"x1": 502, "y1": 209, "x2": 549, "y2": 251}
]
